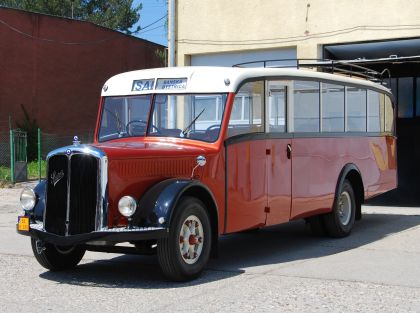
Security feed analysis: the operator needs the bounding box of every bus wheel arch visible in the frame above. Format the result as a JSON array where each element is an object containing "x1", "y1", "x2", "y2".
[
  {"x1": 344, "y1": 168, "x2": 364, "y2": 221},
  {"x1": 336, "y1": 164, "x2": 364, "y2": 221},
  {"x1": 324, "y1": 179, "x2": 356, "y2": 237},
  {"x1": 132, "y1": 179, "x2": 219, "y2": 259},
  {"x1": 180, "y1": 186, "x2": 219, "y2": 259},
  {"x1": 321, "y1": 164, "x2": 364, "y2": 238}
]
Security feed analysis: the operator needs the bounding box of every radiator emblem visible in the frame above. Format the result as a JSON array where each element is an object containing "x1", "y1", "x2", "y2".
[{"x1": 50, "y1": 170, "x2": 64, "y2": 187}]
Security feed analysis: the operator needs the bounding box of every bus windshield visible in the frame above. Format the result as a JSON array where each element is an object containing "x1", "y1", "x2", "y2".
[{"x1": 98, "y1": 93, "x2": 227, "y2": 142}]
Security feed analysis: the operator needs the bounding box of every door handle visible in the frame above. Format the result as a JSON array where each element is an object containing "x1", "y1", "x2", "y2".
[{"x1": 287, "y1": 144, "x2": 292, "y2": 159}]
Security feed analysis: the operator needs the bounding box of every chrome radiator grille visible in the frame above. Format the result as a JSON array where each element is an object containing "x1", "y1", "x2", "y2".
[{"x1": 45, "y1": 153, "x2": 99, "y2": 236}]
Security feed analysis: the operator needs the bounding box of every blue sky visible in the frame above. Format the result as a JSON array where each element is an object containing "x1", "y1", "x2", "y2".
[{"x1": 131, "y1": 0, "x2": 168, "y2": 47}]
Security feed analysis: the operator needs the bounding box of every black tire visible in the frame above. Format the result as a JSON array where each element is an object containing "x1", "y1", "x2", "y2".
[
  {"x1": 31, "y1": 238, "x2": 85, "y2": 271},
  {"x1": 323, "y1": 179, "x2": 356, "y2": 238},
  {"x1": 306, "y1": 215, "x2": 327, "y2": 236},
  {"x1": 157, "y1": 197, "x2": 211, "y2": 282}
]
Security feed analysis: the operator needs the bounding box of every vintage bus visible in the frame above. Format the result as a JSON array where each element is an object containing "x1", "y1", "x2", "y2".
[{"x1": 17, "y1": 65, "x2": 397, "y2": 281}]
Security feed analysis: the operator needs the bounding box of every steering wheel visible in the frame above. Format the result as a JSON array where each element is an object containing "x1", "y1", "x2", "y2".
[
  {"x1": 203, "y1": 124, "x2": 221, "y2": 141},
  {"x1": 126, "y1": 120, "x2": 160, "y2": 136},
  {"x1": 206, "y1": 124, "x2": 220, "y2": 132}
]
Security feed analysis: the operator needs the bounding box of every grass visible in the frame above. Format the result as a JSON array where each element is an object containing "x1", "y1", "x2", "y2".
[
  {"x1": 0, "y1": 166, "x2": 11, "y2": 181},
  {"x1": 27, "y1": 160, "x2": 47, "y2": 179},
  {"x1": 0, "y1": 160, "x2": 46, "y2": 184}
]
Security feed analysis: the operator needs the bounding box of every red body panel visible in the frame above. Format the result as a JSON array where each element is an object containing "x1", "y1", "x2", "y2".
[
  {"x1": 226, "y1": 140, "x2": 267, "y2": 233},
  {"x1": 93, "y1": 91, "x2": 396, "y2": 234},
  {"x1": 266, "y1": 139, "x2": 292, "y2": 226},
  {"x1": 94, "y1": 138, "x2": 226, "y2": 229},
  {"x1": 290, "y1": 136, "x2": 397, "y2": 220}
]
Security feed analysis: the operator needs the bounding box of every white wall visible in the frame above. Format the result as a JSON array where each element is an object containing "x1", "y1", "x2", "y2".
[{"x1": 191, "y1": 48, "x2": 297, "y2": 67}]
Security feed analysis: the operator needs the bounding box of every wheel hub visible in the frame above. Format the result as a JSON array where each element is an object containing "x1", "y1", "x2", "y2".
[
  {"x1": 338, "y1": 191, "x2": 351, "y2": 225},
  {"x1": 179, "y1": 215, "x2": 204, "y2": 264}
]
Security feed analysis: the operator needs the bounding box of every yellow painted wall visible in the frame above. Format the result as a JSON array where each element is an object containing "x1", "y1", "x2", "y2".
[{"x1": 176, "y1": 0, "x2": 420, "y2": 65}]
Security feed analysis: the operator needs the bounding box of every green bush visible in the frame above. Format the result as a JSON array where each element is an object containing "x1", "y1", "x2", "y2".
[
  {"x1": 27, "y1": 160, "x2": 46, "y2": 179},
  {"x1": 0, "y1": 160, "x2": 46, "y2": 183},
  {"x1": 0, "y1": 166, "x2": 11, "y2": 181}
]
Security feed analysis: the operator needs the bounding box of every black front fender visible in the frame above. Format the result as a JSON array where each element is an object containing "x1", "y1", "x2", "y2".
[
  {"x1": 32, "y1": 180, "x2": 47, "y2": 221},
  {"x1": 130, "y1": 178, "x2": 217, "y2": 229}
]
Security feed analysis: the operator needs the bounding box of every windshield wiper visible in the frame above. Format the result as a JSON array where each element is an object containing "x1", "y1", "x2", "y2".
[
  {"x1": 104, "y1": 108, "x2": 124, "y2": 135},
  {"x1": 181, "y1": 108, "x2": 205, "y2": 137}
]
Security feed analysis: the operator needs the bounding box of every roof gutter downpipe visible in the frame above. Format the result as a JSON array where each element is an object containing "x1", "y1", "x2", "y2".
[{"x1": 168, "y1": 0, "x2": 176, "y2": 67}]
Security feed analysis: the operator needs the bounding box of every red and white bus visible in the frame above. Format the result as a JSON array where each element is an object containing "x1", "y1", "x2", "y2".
[{"x1": 18, "y1": 65, "x2": 396, "y2": 281}]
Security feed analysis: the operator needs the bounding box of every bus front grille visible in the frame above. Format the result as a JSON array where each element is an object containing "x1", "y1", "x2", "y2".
[{"x1": 45, "y1": 154, "x2": 98, "y2": 236}]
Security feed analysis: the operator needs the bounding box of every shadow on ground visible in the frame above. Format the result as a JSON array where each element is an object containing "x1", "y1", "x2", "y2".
[
  {"x1": 39, "y1": 212, "x2": 420, "y2": 288},
  {"x1": 366, "y1": 189, "x2": 420, "y2": 207}
]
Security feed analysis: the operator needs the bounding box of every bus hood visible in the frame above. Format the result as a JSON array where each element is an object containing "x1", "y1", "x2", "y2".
[{"x1": 94, "y1": 140, "x2": 207, "y2": 160}]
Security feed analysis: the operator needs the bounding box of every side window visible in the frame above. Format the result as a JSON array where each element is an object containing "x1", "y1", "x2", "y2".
[
  {"x1": 321, "y1": 83, "x2": 344, "y2": 132},
  {"x1": 367, "y1": 90, "x2": 381, "y2": 132},
  {"x1": 294, "y1": 81, "x2": 320, "y2": 132},
  {"x1": 346, "y1": 87, "x2": 366, "y2": 132},
  {"x1": 385, "y1": 95, "x2": 394, "y2": 132},
  {"x1": 228, "y1": 81, "x2": 264, "y2": 137},
  {"x1": 268, "y1": 81, "x2": 286, "y2": 133}
]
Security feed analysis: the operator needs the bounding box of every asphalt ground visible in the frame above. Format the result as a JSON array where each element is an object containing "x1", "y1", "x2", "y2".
[{"x1": 1, "y1": 183, "x2": 419, "y2": 313}]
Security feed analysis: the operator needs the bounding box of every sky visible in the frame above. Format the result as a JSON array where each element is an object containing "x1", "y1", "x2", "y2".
[{"x1": 131, "y1": 0, "x2": 168, "y2": 47}]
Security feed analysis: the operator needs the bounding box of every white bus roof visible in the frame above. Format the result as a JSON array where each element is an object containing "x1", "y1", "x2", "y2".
[{"x1": 101, "y1": 66, "x2": 391, "y2": 96}]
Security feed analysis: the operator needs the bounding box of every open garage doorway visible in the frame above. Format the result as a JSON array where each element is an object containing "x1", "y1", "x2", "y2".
[{"x1": 324, "y1": 38, "x2": 420, "y2": 206}]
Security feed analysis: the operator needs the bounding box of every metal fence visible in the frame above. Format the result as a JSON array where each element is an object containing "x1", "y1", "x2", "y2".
[
  {"x1": 0, "y1": 129, "x2": 93, "y2": 182},
  {"x1": 0, "y1": 132, "x2": 10, "y2": 167},
  {"x1": 40, "y1": 132, "x2": 93, "y2": 160}
]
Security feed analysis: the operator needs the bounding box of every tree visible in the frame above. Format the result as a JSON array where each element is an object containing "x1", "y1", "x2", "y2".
[
  {"x1": 15, "y1": 104, "x2": 39, "y2": 162},
  {"x1": 0, "y1": 0, "x2": 142, "y2": 34}
]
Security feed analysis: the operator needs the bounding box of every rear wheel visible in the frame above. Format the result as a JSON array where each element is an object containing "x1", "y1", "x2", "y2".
[
  {"x1": 323, "y1": 179, "x2": 356, "y2": 238},
  {"x1": 157, "y1": 197, "x2": 211, "y2": 282},
  {"x1": 31, "y1": 238, "x2": 85, "y2": 271}
]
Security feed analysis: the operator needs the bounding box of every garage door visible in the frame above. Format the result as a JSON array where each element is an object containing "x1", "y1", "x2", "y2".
[{"x1": 191, "y1": 48, "x2": 297, "y2": 67}]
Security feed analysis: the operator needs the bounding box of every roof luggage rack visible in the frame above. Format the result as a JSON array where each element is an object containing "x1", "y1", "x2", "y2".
[{"x1": 232, "y1": 59, "x2": 391, "y2": 85}]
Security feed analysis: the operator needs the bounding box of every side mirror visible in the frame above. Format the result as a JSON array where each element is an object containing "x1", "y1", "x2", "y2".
[{"x1": 191, "y1": 155, "x2": 206, "y2": 179}]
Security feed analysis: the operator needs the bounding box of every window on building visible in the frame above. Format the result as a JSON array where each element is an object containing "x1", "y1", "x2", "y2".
[
  {"x1": 294, "y1": 81, "x2": 320, "y2": 132},
  {"x1": 194, "y1": 95, "x2": 224, "y2": 122},
  {"x1": 321, "y1": 83, "x2": 344, "y2": 132}
]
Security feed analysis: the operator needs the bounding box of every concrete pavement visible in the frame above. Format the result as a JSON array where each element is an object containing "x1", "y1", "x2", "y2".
[{"x1": 1, "y1": 185, "x2": 419, "y2": 312}]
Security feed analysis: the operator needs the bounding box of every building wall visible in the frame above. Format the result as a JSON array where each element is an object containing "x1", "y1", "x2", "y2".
[
  {"x1": 176, "y1": 0, "x2": 420, "y2": 204},
  {"x1": 176, "y1": 0, "x2": 420, "y2": 65},
  {"x1": 0, "y1": 7, "x2": 164, "y2": 135}
]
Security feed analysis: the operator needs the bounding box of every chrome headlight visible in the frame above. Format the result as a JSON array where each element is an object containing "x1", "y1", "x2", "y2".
[
  {"x1": 20, "y1": 188, "x2": 36, "y2": 211},
  {"x1": 118, "y1": 196, "x2": 137, "y2": 217}
]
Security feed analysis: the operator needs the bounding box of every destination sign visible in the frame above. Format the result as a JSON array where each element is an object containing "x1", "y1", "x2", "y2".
[
  {"x1": 156, "y1": 78, "x2": 187, "y2": 90},
  {"x1": 132, "y1": 79, "x2": 155, "y2": 91}
]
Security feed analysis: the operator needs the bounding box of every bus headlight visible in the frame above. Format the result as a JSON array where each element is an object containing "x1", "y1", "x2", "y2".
[
  {"x1": 118, "y1": 196, "x2": 137, "y2": 217},
  {"x1": 20, "y1": 188, "x2": 36, "y2": 211}
]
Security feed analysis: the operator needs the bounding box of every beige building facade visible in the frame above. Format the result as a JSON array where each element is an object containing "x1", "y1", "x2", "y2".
[
  {"x1": 175, "y1": 0, "x2": 420, "y2": 203},
  {"x1": 176, "y1": 0, "x2": 420, "y2": 66}
]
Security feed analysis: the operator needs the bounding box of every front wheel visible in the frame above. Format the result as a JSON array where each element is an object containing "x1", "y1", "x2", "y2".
[
  {"x1": 323, "y1": 179, "x2": 356, "y2": 238},
  {"x1": 31, "y1": 238, "x2": 85, "y2": 271},
  {"x1": 157, "y1": 197, "x2": 211, "y2": 282}
]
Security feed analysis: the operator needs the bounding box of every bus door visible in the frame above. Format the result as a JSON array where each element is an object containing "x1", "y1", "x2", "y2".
[
  {"x1": 225, "y1": 81, "x2": 267, "y2": 233},
  {"x1": 265, "y1": 82, "x2": 292, "y2": 225}
]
